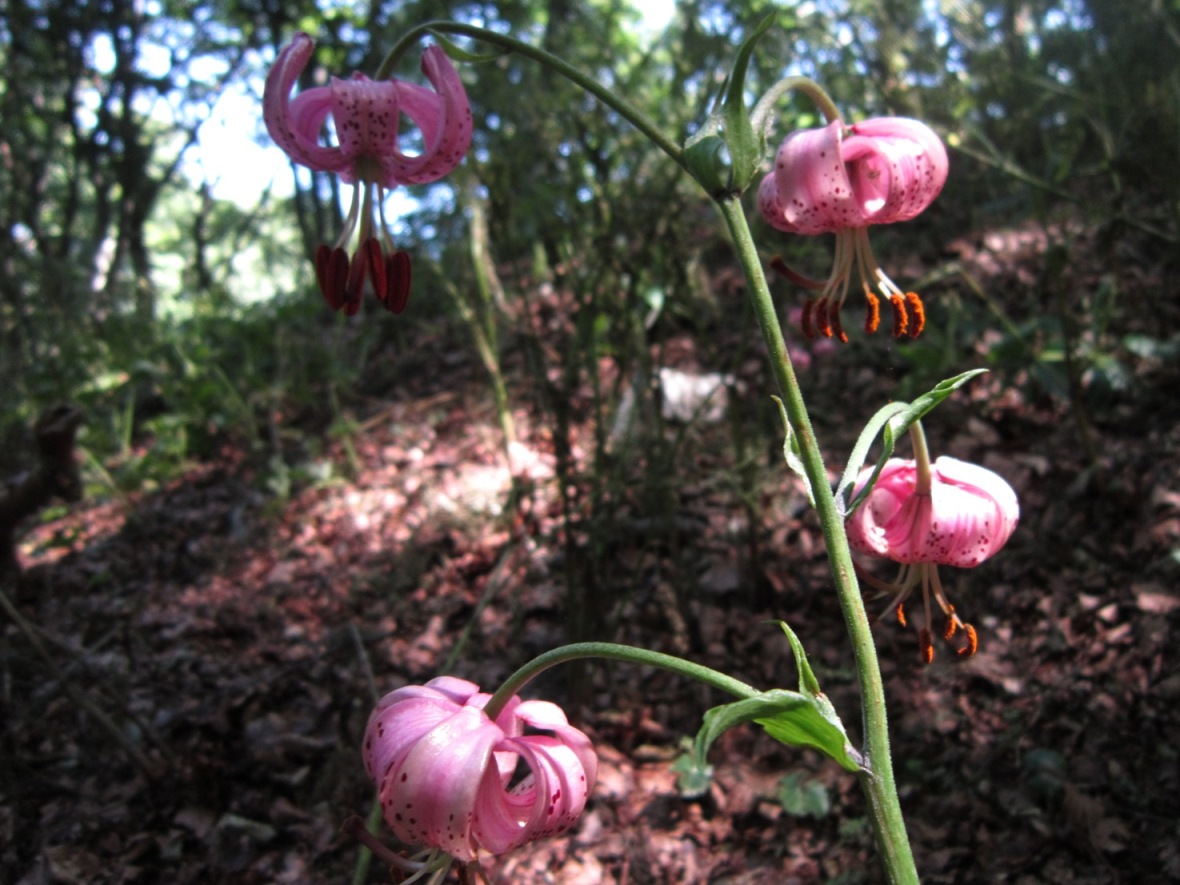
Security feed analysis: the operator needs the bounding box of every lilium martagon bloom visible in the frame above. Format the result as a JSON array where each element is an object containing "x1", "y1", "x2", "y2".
[
  {"x1": 845, "y1": 456, "x2": 1019, "y2": 664},
  {"x1": 264, "y1": 33, "x2": 473, "y2": 315},
  {"x1": 759, "y1": 117, "x2": 948, "y2": 342},
  {"x1": 361, "y1": 676, "x2": 598, "y2": 878}
]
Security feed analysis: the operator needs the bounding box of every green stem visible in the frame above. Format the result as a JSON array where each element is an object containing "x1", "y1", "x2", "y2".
[
  {"x1": 714, "y1": 195, "x2": 918, "y2": 885},
  {"x1": 910, "y1": 421, "x2": 932, "y2": 495},
  {"x1": 378, "y1": 22, "x2": 687, "y2": 175},
  {"x1": 751, "y1": 75, "x2": 843, "y2": 135},
  {"x1": 483, "y1": 642, "x2": 759, "y2": 721}
]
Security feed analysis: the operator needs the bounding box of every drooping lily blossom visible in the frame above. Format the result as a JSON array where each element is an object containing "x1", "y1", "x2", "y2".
[
  {"x1": 362, "y1": 676, "x2": 597, "y2": 867},
  {"x1": 264, "y1": 33, "x2": 472, "y2": 315},
  {"x1": 845, "y1": 456, "x2": 1018, "y2": 663},
  {"x1": 759, "y1": 117, "x2": 948, "y2": 341}
]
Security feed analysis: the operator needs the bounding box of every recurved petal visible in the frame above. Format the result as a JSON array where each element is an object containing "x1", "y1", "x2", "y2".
[
  {"x1": 844, "y1": 117, "x2": 948, "y2": 224},
  {"x1": 472, "y1": 732, "x2": 595, "y2": 855},
  {"x1": 263, "y1": 33, "x2": 346, "y2": 172},
  {"x1": 845, "y1": 457, "x2": 1019, "y2": 568},
  {"x1": 378, "y1": 704, "x2": 503, "y2": 862},
  {"x1": 845, "y1": 460, "x2": 926, "y2": 562},
  {"x1": 382, "y1": 45, "x2": 473, "y2": 186},
  {"x1": 920, "y1": 456, "x2": 1019, "y2": 567},
  {"x1": 761, "y1": 120, "x2": 867, "y2": 234},
  {"x1": 362, "y1": 677, "x2": 482, "y2": 780},
  {"x1": 513, "y1": 699, "x2": 598, "y2": 788}
]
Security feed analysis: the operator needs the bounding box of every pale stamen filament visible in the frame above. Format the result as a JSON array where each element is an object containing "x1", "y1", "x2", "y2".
[
  {"x1": 921, "y1": 565, "x2": 935, "y2": 637},
  {"x1": 822, "y1": 229, "x2": 854, "y2": 303},
  {"x1": 376, "y1": 185, "x2": 397, "y2": 253},
  {"x1": 853, "y1": 228, "x2": 905, "y2": 300},
  {"x1": 357, "y1": 182, "x2": 376, "y2": 243},
  {"x1": 334, "y1": 184, "x2": 364, "y2": 250}
]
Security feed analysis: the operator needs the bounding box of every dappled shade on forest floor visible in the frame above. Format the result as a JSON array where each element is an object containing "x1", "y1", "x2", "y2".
[{"x1": 3, "y1": 220, "x2": 1180, "y2": 884}]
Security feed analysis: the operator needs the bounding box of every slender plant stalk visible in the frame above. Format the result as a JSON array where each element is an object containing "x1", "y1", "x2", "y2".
[
  {"x1": 911, "y1": 421, "x2": 933, "y2": 493},
  {"x1": 378, "y1": 23, "x2": 688, "y2": 174},
  {"x1": 714, "y1": 195, "x2": 917, "y2": 884},
  {"x1": 484, "y1": 641, "x2": 760, "y2": 719},
  {"x1": 364, "y1": 20, "x2": 918, "y2": 881}
]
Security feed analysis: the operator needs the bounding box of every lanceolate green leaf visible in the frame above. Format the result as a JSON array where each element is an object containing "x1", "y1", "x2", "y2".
[
  {"x1": 675, "y1": 622, "x2": 861, "y2": 798},
  {"x1": 721, "y1": 11, "x2": 777, "y2": 191},
  {"x1": 837, "y1": 368, "x2": 989, "y2": 516},
  {"x1": 426, "y1": 29, "x2": 510, "y2": 63},
  {"x1": 772, "y1": 395, "x2": 814, "y2": 506}
]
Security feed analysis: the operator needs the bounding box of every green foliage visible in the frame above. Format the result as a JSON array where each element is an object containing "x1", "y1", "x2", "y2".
[
  {"x1": 835, "y1": 369, "x2": 988, "y2": 516},
  {"x1": 3, "y1": 0, "x2": 1175, "y2": 507},
  {"x1": 675, "y1": 622, "x2": 860, "y2": 798}
]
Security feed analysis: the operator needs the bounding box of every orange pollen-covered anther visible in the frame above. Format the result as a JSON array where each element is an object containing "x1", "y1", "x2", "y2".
[
  {"x1": 889, "y1": 294, "x2": 909, "y2": 338},
  {"x1": 943, "y1": 605, "x2": 958, "y2": 640},
  {"x1": 896, "y1": 602, "x2": 908, "y2": 627},
  {"x1": 918, "y1": 628, "x2": 935, "y2": 665},
  {"x1": 905, "y1": 292, "x2": 925, "y2": 338},
  {"x1": 957, "y1": 623, "x2": 979, "y2": 658},
  {"x1": 864, "y1": 292, "x2": 881, "y2": 334}
]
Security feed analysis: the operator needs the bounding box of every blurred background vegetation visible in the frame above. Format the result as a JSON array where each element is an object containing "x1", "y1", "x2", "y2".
[{"x1": 1, "y1": 0, "x2": 1177, "y2": 496}]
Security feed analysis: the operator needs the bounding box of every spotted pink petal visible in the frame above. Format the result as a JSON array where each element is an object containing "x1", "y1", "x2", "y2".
[
  {"x1": 473, "y1": 731, "x2": 595, "y2": 855},
  {"x1": 843, "y1": 118, "x2": 949, "y2": 224},
  {"x1": 363, "y1": 677, "x2": 597, "y2": 863},
  {"x1": 380, "y1": 45, "x2": 474, "y2": 186},
  {"x1": 758, "y1": 117, "x2": 948, "y2": 235},
  {"x1": 263, "y1": 33, "x2": 349, "y2": 173},
  {"x1": 264, "y1": 36, "x2": 471, "y2": 187},
  {"x1": 362, "y1": 677, "x2": 482, "y2": 784},
  {"x1": 760, "y1": 120, "x2": 859, "y2": 234},
  {"x1": 327, "y1": 74, "x2": 402, "y2": 184},
  {"x1": 846, "y1": 456, "x2": 1018, "y2": 568}
]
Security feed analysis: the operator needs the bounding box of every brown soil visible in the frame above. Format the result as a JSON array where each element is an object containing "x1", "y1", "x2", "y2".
[{"x1": 3, "y1": 220, "x2": 1178, "y2": 884}]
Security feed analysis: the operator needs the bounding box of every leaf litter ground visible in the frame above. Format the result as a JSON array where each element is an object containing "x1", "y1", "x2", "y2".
[{"x1": 3, "y1": 221, "x2": 1179, "y2": 884}]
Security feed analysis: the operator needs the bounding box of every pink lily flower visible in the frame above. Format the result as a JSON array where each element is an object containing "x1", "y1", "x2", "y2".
[
  {"x1": 264, "y1": 33, "x2": 472, "y2": 315},
  {"x1": 846, "y1": 456, "x2": 1018, "y2": 662},
  {"x1": 759, "y1": 117, "x2": 948, "y2": 341},
  {"x1": 362, "y1": 676, "x2": 597, "y2": 866}
]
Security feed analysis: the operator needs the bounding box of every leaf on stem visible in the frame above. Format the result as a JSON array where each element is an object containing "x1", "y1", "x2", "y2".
[
  {"x1": 720, "y1": 11, "x2": 777, "y2": 191},
  {"x1": 674, "y1": 622, "x2": 861, "y2": 799},
  {"x1": 771, "y1": 395, "x2": 814, "y2": 507},
  {"x1": 836, "y1": 368, "x2": 989, "y2": 517},
  {"x1": 426, "y1": 29, "x2": 510, "y2": 63}
]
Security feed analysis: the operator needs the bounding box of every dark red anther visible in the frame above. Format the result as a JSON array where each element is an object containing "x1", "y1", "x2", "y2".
[
  {"x1": 801, "y1": 299, "x2": 817, "y2": 340},
  {"x1": 314, "y1": 244, "x2": 332, "y2": 295},
  {"x1": 815, "y1": 298, "x2": 833, "y2": 338},
  {"x1": 905, "y1": 291, "x2": 925, "y2": 338},
  {"x1": 918, "y1": 628, "x2": 934, "y2": 665},
  {"x1": 361, "y1": 238, "x2": 385, "y2": 304},
  {"x1": 382, "y1": 250, "x2": 412, "y2": 313},
  {"x1": 889, "y1": 294, "x2": 909, "y2": 338},
  {"x1": 342, "y1": 249, "x2": 367, "y2": 316},
  {"x1": 864, "y1": 292, "x2": 881, "y2": 334},
  {"x1": 314, "y1": 245, "x2": 351, "y2": 312},
  {"x1": 829, "y1": 300, "x2": 848, "y2": 343}
]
